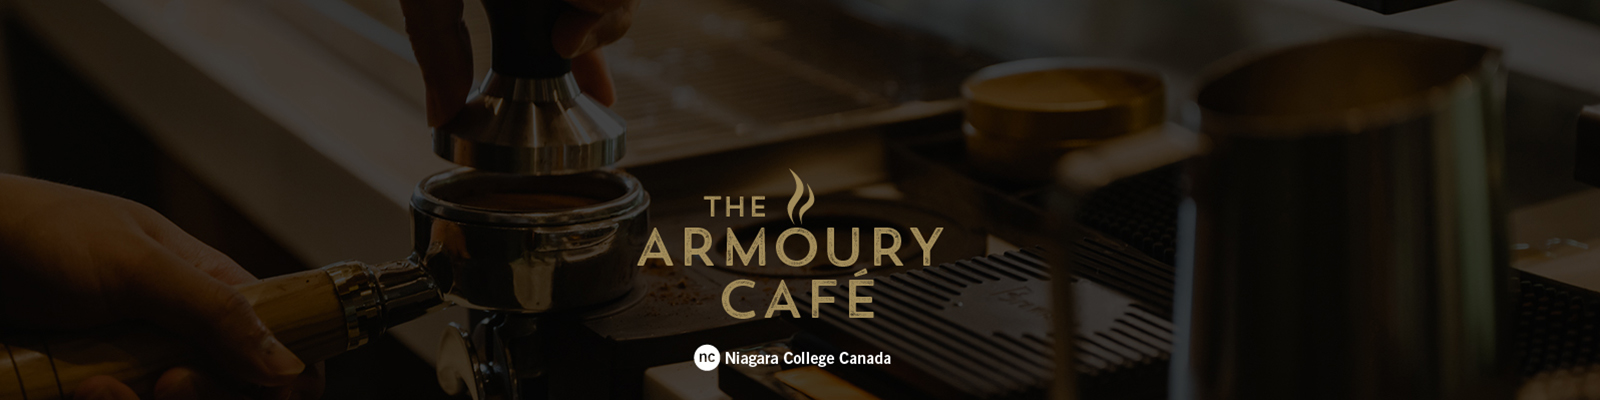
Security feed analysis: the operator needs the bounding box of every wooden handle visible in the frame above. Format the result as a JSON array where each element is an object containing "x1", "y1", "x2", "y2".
[{"x1": 0, "y1": 268, "x2": 349, "y2": 400}]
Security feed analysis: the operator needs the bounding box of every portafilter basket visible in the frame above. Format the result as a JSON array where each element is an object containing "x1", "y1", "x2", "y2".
[{"x1": 411, "y1": 168, "x2": 650, "y2": 313}]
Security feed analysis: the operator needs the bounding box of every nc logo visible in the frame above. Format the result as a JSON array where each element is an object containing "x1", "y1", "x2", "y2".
[{"x1": 693, "y1": 344, "x2": 720, "y2": 371}]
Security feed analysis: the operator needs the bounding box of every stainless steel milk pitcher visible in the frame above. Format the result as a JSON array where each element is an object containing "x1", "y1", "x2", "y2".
[{"x1": 1174, "y1": 32, "x2": 1516, "y2": 400}]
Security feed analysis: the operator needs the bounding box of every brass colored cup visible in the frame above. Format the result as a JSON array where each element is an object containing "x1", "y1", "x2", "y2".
[{"x1": 962, "y1": 59, "x2": 1165, "y2": 183}]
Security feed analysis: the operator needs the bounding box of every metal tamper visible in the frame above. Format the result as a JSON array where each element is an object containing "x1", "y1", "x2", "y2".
[{"x1": 434, "y1": 0, "x2": 627, "y2": 175}]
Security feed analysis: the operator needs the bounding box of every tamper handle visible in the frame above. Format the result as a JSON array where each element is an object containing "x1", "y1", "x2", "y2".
[
  {"x1": 482, "y1": 0, "x2": 573, "y2": 78},
  {"x1": 0, "y1": 261, "x2": 441, "y2": 400}
]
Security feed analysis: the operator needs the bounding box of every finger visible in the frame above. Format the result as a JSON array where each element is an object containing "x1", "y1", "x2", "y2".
[
  {"x1": 132, "y1": 207, "x2": 258, "y2": 286},
  {"x1": 74, "y1": 376, "x2": 139, "y2": 400},
  {"x1": 551, "y1": 9, "x2": 599, "y2": 59},
  {"x1": 152, "y1": 367, "x2": 249, "y2": 400},
  {"x1": 552, "y1": 0, "x2": 634, "y2": 58},
  {"x1": 400, "y1": 0, "x2": 474, "y2": 127},
  {"x1": 571, "y1": 51, "x2": 615, "y2": 106},
  {"x1": 109, "y1": 244, "x2": 304, "y2": 387}
]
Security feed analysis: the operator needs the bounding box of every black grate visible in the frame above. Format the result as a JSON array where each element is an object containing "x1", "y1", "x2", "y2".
[
  {"x1": 1516, "y1": 273, "x2": 1600, "y2": 376},
  {"x1": 793, "y1": 249, "x2": 1169, "y2": 399},
  {"x1": 1075, "y1": 165, "x2": 1182, "y2": 266}
]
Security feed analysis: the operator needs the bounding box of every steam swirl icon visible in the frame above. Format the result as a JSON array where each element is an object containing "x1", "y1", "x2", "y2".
[{"x1": 787, "y1": 169, "x2": 814, "y2": 225}]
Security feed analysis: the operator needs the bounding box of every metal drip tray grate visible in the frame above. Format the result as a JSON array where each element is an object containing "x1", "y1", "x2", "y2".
[{"x1": 791, "y1": 248, "x2": 1172, "y2": 399}]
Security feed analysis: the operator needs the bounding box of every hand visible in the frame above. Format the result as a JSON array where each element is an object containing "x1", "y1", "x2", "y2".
[
  {"x1": 0, "y1": 175, "x2": 322, "y2": 400},
  {"x1": 400, "y1": 0, "x2": 638, "y2": 127}
]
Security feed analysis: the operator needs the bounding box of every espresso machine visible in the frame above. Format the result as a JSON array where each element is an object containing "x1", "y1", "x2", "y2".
[{"x1": 6, "y1": 0, "x2": 1594, "y2": 398}]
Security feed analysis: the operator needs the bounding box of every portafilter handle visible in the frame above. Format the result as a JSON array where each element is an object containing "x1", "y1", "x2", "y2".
[{"x1": 0, "y1": 261, "x2": 444, "y2": 400}]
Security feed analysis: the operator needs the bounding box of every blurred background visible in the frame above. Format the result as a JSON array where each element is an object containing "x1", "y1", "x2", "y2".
[{"x1": 1, "y1": 0, "x2": 1599, "y2": 398}]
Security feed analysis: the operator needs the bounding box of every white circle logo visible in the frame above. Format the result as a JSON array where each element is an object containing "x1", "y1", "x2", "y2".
[{"x1": 693, "y1": 344, "x2": 720, "y2": 371}]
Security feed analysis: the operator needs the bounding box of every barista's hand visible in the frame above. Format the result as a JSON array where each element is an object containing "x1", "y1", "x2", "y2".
[
  {"x1": 401, "y1": 0, "x2": 637, "y2": 127},
  {"x1": 0, "y1": 174, "x2": 323, "y2": 400}
]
